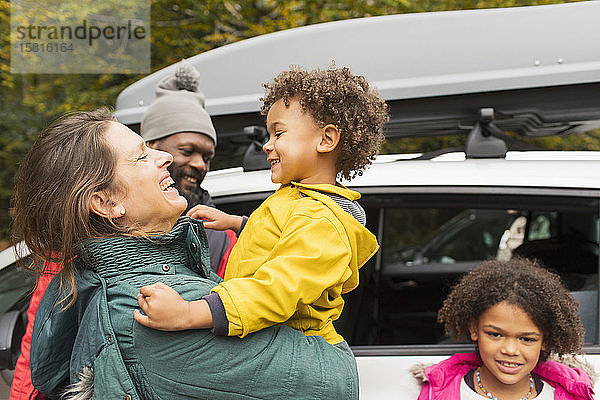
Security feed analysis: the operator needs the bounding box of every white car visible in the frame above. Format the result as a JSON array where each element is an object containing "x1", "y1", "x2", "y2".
[
  {"x1": 201, "y1": 150, "x2": 600, "y2": 397},
  {"x1": 2, "y1": 2, "x2": 600, "y2": 398}
]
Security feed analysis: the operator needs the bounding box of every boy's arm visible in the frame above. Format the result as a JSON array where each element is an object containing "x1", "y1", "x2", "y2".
[
  {"x1": 134, "y1": 215, "x2": 356, "y2": 334},
  {"x1": 186, "y1": 205, "x2": 246, "y2": 234},
  {"x1": 213, "y1": 213, "x2": 351, "y2": 338},
  {"x1": 133, "y1": 282, "x2": 213, "y2": 330}
]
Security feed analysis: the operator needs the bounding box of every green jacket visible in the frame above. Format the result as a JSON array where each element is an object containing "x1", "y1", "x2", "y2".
[{"x1": 31, "y1": 217, "x2": 358, "y2": 400}]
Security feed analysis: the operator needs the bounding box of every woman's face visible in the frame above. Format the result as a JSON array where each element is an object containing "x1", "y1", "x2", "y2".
[{"x1": 105, "y1": 123, "x2": 187, "y2": 233}]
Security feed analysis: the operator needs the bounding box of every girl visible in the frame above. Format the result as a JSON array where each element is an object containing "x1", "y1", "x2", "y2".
[{"x1": 413, "y1": 258, "x2": 595, "y2": 400}]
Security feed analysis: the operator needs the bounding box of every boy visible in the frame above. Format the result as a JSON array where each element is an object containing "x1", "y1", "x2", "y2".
[{"x1": 135, "y1": 66, "x2": 388, "y2": 346}]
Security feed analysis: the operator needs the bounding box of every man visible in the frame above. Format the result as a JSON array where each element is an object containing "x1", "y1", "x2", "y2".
[{"x1": 140, "y1": 61, "x2": 237, "y2": 278}]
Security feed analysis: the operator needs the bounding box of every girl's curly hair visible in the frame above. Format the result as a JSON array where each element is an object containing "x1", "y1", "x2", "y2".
[
  {"x1": 438, "y1": 258, "x2": 584, "y2": 360},
  {"x1": 261, "y1": 66, "x2": 389, "y2": 181}
]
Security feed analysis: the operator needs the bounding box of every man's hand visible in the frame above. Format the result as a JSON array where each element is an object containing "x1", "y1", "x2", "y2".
[
  {"x1": 186, "y1": 204, "x2": 243, "y2": 233},
  {"x1": 133, "y1": 282, "x2": 213, "y2": 331}
]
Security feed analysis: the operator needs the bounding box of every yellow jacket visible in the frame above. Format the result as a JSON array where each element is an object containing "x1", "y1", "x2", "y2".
[{"x1": 211, "y1": 182, "x2": 379, "y2": 344}]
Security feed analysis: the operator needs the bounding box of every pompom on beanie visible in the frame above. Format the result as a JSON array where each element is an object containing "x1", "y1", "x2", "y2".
[{"x1": 141, "y1": 60, "x2": 217, "y2": 144}]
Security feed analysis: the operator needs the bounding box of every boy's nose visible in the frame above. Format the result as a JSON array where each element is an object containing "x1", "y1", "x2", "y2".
[{"x1": 263, "y1": 139, "x2": 273, "y2": 154}]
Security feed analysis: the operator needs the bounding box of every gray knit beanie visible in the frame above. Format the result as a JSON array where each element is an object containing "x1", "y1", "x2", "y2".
[{"x1": 141, "y1": 61, "x2": 217, "y2": 144}]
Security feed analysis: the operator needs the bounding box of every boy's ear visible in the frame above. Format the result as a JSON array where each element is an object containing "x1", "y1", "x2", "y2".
[
  {"x1": 89, "y1": 191, "x2": 126, "y2": 219},
  {"x1": 316, "y1": 124, "x2": 340, "y2": 153}
]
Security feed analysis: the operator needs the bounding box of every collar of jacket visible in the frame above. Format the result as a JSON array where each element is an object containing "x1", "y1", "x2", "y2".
[
  {"x1": 534, "y1": 358, "x2": 595, "y2": 399},
  {"x1": 287, "y1": 181, "x2": 378, "y2": 293},
  {"x1": 424, "y1": 352, "x2": 482, "y2": 390},
  {"x1": 77, "y1": 217, "x2": 211, "y2": 280},
  {"x1": 289, "y1": 181, "x2": 361, "y2": 201},
  {"x1": 414, "y1": 352, "x2": 595, "y2": 400}
]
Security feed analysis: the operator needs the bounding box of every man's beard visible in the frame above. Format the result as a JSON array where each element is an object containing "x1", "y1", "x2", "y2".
[{"x1": 168, "y1": 165, "x2": 212, "y2": 210}]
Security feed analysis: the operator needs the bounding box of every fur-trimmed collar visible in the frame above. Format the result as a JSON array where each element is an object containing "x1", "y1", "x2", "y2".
[{"x1": 61, "y1": 366, "x2": 93, "y2": 400}]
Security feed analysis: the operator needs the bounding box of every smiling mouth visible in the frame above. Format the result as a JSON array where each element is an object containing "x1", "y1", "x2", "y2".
[
  {"x1": 183, "y1": 175, "x2": 198, "y2": 184},
  {"x1": 159, "y1": 176, "x2": 176, "y2": 191},
  {"x1": 269, "y1": 159, "x2": 280, "y2": 166},
  {"x1": 497, "y1": 360, "x2": 523, "y2": 368}
]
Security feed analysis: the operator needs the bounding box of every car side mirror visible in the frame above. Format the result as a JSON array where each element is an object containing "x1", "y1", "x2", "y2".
[{"x1": 0, "y1": 311, "x2": 25, "y2": 370}]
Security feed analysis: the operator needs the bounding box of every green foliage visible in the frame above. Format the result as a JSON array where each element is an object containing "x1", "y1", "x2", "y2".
[
  {"x1": 506, "y1": 129, "x2": 600, "y2": 150},
  {"x1": 382, "y1": 135, "x2": 467, "y2": 155},
  {"x1": 380, "y1": 129, "x2": 600, "y2": 156},
  {"x1": 0, "y1": 0, "x2": 593, "y2": 246},
  {"x1": 0, "y1": 0, "x2": 142, "y2": 244}
]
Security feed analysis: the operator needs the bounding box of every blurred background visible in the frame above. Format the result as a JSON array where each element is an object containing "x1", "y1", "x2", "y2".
[{"x1": 0, "y1": 0, "x2": 596, "y2": 252}]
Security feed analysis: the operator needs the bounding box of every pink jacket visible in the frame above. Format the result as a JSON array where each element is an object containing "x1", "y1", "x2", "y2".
[{"x1": 415, "y1": 352, "x2": 595, "y2": 400}]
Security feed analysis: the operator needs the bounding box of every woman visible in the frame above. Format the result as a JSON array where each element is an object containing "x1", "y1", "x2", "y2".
[{"x1": 12, "y1": 108, "x2": 357, "y2": 400}]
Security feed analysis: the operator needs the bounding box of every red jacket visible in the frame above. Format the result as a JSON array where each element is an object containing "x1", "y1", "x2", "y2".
[{"x1": 10, "y1": 261, "x2": 61, "y2": 400}]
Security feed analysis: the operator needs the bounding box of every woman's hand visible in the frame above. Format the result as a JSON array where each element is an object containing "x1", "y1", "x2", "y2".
[
  {"x1": 186, "y1": 204, "x2": 243, "y2": 233},
  {"x1": 134, "y1": 282, "x2": 213, "y2": 331}
]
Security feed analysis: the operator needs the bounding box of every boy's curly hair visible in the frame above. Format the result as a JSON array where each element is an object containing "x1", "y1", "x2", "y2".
[
  {"x1": 261, "y1": 66, "x2": 389, "y2": 181},
  {"x1": 438, "y1": 258, "x2": 584, "y2": 360}
]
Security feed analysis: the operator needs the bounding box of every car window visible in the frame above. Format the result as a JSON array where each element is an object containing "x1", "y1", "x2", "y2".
[
  {"x1": 526, "y1": 212, "x2": 557, "y2": 241},
  {"x1": 384, "y1": 209, "x2": 521, "y2": 266},
  {"x1": 162, "y1": 190, "x2": 600, "y2": 349},
  {"x1": 335, "y1": 193, "x2": 600, "y2": 347}
]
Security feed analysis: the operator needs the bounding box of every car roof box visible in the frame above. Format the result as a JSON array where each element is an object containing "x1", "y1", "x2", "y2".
[{"x1": 115, "y1": 2, "x2": 600, "y2": 139}]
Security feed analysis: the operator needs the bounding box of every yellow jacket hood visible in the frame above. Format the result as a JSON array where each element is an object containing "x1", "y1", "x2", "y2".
[{"x1": 292, "y1": 181, "x2": 379, "y2": 293}]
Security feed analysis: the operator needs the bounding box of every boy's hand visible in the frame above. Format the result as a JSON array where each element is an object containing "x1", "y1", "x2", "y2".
[
  {"x1": 133, "y1": 282, "x2": 213, "y2": 331},
  {"x1": 186, "y1": 204, "x2": 243, "y2": 233}
]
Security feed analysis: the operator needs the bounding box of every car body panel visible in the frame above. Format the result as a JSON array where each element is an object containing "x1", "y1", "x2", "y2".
[{"x1": 202, "y1": 153, "x2": 600, "y2": 200}]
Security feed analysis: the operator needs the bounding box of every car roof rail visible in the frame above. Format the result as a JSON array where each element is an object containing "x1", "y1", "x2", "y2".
[
  {"x1": 412, "y1": 108, "x2": 546, "y2": 160},
  {"x1": 465, "y1": 108, "x2": 507, "y2": 159}
]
